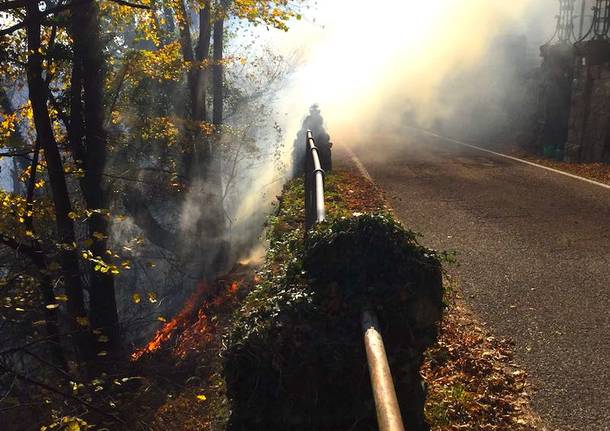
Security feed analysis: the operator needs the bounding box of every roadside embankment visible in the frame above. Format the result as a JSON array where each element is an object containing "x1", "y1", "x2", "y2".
[
  {"x1": 139, "y1": 164, "x2": 546, "y2": 431},
  {"x1": 223, "y1": 170, "x2": 445, "y2": 430}
]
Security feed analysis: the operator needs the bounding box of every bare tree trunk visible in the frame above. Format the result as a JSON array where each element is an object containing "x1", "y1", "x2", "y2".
[
  {"x1": 212, "y1": 12, "x2": 224, "y2": 127},
  {"x1": 176, "y1": 0, "x2": 204, "y2": 178},
  {"x1": 205, "y1": 5, "x2": 228, "y2": 273},
  {"x1": 2, "y1": 55, "x2": 67, "y2": 370},
  {"x1": 24, "y1": 0, "x2": 90, "y2": 359},
  {"x1": 176, "y1": 0, "x2": 197, "y2": 117},
  {"x1": 71, "y1": 0, "x2": 120, "y2": 353},
  {"x1": 26, "y1": 142, "x2": 68, "y2": 370},
  {"x1": 193, "y1": 0, "x2": 213, "y2": 177},
  {"x1": 194, "y1": 0, "x2": 211, "y2": 123}
]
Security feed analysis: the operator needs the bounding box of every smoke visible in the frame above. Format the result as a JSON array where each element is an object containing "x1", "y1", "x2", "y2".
[
  {"x1": 107, "y1": 0, "x2": 563, "y2": 341},
  {"x1": 177, "y1": 0, "x2": 563, "y2": 271},
  {"x1": 213, "y1": 0, "x2": 563, "y2": 270},
  {"x1": 255, "y1": 0, "x2": 558, "y2": 146},
  {"x1": 217, "y1": 0, "x2": 560, "y2": 261}
]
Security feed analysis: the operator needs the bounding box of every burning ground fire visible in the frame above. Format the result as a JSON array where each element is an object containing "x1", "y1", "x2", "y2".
[{"x1": 131, "y1": 280, "x2": 241, "y2": 362}]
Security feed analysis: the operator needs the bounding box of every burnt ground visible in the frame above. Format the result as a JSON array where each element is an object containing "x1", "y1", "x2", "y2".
[{"x1": 338, "y1": 128, "x2": 610, "y2": 431}]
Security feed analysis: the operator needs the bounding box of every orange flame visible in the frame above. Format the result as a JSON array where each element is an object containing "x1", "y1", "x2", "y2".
[
  {"x1": 229, "y1": 281, "x2": 239, "y2": 294},
  {"x1": 173, "y1": 308, "x2": 213, "y2": 360},
  {"x1": 131, "y1": 283, "x2": 208, "y2": 361},
  {"x1": 173, "y1": 281, "x2": 241, "y2": 360},
  {"x1": 130, "y1": 280, "x2": 244, "y2": 362}
]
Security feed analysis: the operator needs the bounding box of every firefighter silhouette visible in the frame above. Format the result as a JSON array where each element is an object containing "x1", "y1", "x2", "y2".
[{"x1": 292, "y1": 104, "x2": 332, "y2": 176}]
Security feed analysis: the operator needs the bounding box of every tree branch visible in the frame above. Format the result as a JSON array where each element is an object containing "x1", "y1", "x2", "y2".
[
  {"x1": 122, "y1": 187, "x2": 177, "y2": 251},
  {"x1": 22, "y1": 348, "x2": 72, "y2": 380},
  {"x1": 24, "y1": 139, "x2": 40, "y2": 230},
  {"x1": 0, "y1": 150, "x2": 34, "y2": 158},
  {"x1": 0, "y1": 0, "x2": 152, "y2": 36},
  {"x1": 0, "y1": 331, "x2": 83, "y2": 356},
  {"x1": 108, "y1": 0, "x2": 152, "y2": 9},
  {"x1": 0, "y1": 0, "x2": 26, "y2": 13},
  {"x1": 0, "y1": 361, "x2": 126, "y2": 424},
  {"x1": 0, "y1": 0, "x2": 90, "y2": 37},
  {"x1": 48, "y1": 92, "x2": 70, "y2": 130},
  {"x1": 0, "y1": 233, "x2": 40, "y2": 262}
]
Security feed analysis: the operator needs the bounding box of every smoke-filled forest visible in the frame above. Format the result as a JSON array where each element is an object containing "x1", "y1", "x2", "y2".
[
  {"x1": 1, "y1": 0, "x2": 609, "y2": 430},
  {"x1": 0, "y1": 0, "x2": 305, "y2": 428}
]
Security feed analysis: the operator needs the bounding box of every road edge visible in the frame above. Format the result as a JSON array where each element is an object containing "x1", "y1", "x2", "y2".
[{"x1": 407, "y1": 127, "x2": 610, "y2": 191}]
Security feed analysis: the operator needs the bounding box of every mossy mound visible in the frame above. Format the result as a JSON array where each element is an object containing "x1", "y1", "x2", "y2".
[
  {"x1": 305, "y1": 213, "x2": 444, "y2": 339},
  {"x1": 223, "y1": 175, "x2": 444, "y2": 431}
]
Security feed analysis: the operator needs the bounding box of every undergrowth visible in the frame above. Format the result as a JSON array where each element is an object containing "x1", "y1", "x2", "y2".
[{"x1": 223, "y1": 170, "x2": 445, "y2": 430}]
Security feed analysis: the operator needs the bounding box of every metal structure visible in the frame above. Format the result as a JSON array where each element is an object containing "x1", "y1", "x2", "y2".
[
  {"x1": 545, "y1": 0, "x2": 610, "y2": 45},
  {"x1": 576, "y1": 0, "x2": 610, "y2": 41},
  {"x1": 304, "y1": 130, "x2": 326, "y2": 229},
  {"x1": 592, "y1": 0, "x2": 610, "y2": 39},
  {"x1": 556, "y1": 0, "x2": 577, "y2": 43},
  {"x1": 362, "y1": 311, "x2": 406, "y2": 431},
  {"x1": 579, "y1": 0, "x2": 587, "y2": 39},
  {"x1": 304, "y1": 133, "x2": 406, "y2": 431}
]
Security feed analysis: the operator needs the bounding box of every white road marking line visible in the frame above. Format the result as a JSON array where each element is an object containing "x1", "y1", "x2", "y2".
[
  {"x1": 345, "y1": 145, "x2": 374, "y2": 182},
  {"x1": 411, "y1": 128, "x2": 610, "y2": 191}
]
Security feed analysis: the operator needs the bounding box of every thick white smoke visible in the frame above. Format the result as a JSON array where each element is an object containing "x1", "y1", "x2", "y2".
[
  {"x1": 227, "y1": 0, "x2": 558, "y2": 244},
  {"x1": 265, "y1": 0, "x2": 557, "y2": 143}
]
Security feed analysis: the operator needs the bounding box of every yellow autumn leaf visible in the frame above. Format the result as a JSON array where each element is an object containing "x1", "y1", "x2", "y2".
[
  {"x1": 132, "y1": 293, "x2": 141, "y2": 304},
  {"x1": 92, "y1": 232, "x2": 107, "y2": 240},
  {"x1": 55, "y1": 294, "x2": 68, "y2": 302},
  {"x1": 196, "y1": 394, "x2": 207, "y2": 401},
  {"x1": 157, "y1": 316, "x2": 167, "y2": 322},
  {"x1": 76, "y1": 316, "x2": 89, "y2": 327},
  {"x1": 65, "y1": 418, "x2": 82, "y2": 431},
  {"x1": 147, "y1": 292, "x2": 158, "y2": 303},
  {"x1": 46, "y1": 303, "x2": 59, "y2": 310}
]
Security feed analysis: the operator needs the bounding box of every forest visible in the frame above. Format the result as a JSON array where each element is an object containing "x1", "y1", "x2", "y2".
[
  {"x1": 0, "y1": 0, "x2": 303, "y2": 428},
  {"x1": 2, "y1": 1, "x2": 609, "y2": 430}
]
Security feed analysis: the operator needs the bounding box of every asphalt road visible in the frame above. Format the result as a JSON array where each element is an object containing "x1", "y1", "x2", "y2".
[{"x1": 347, "y1": 129, "x2": 610, "y2": 431}]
